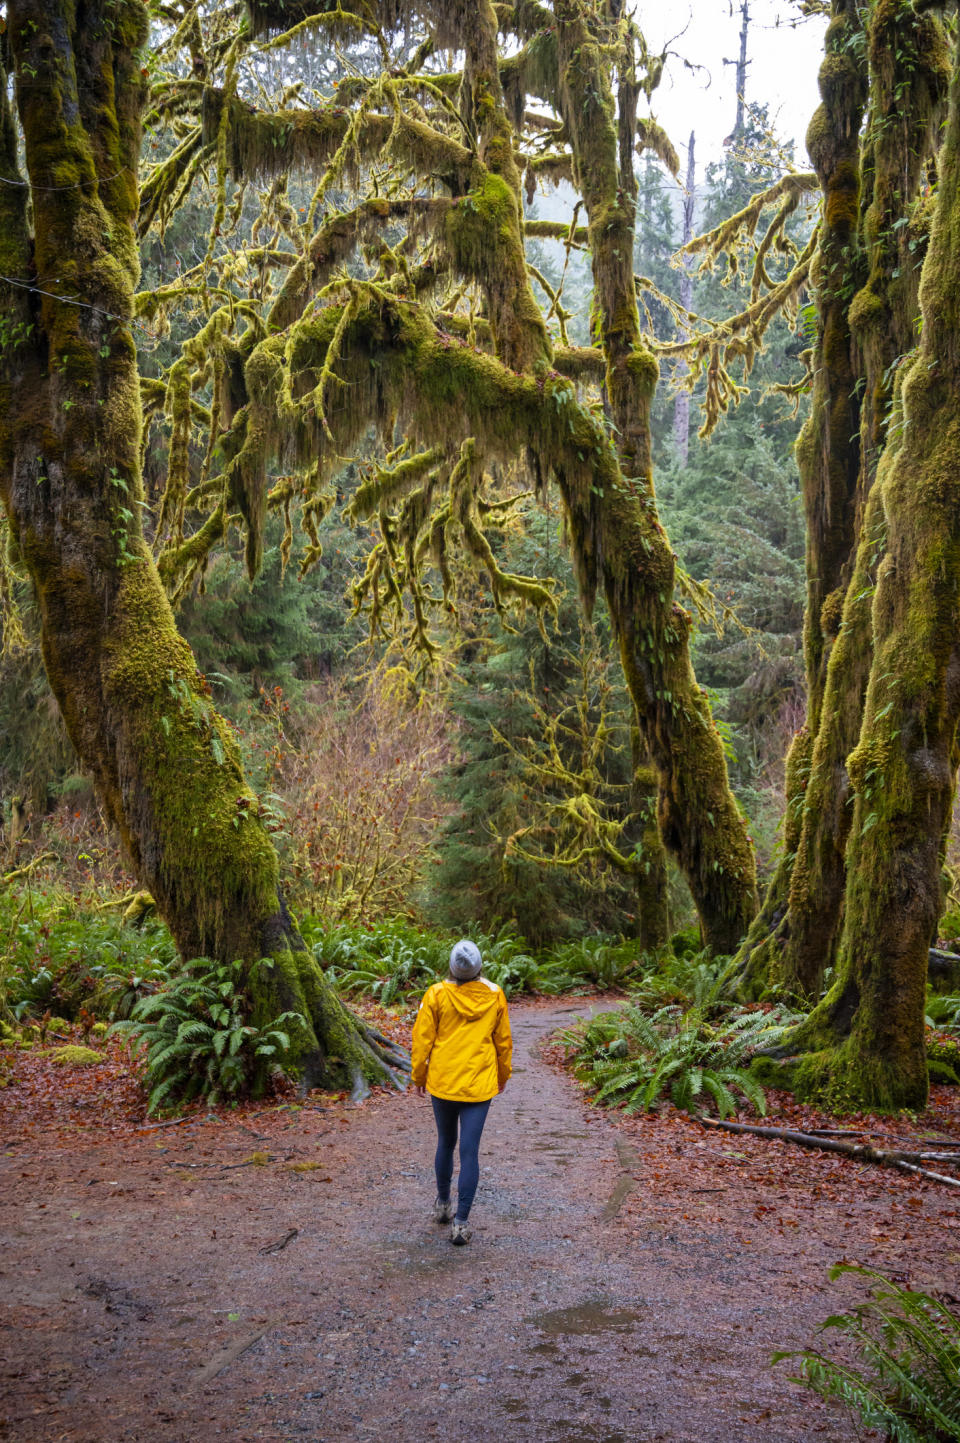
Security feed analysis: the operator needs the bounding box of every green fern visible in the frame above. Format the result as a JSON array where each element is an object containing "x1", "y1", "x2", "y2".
[
  {"x1": 560, "y1": 1001, "x2": 794, "y2": 1118},
  {"x1": 630, "y1": 949, "x2": 727, "y2": 1011},
  {"x1": 110, "y1": 956, "x2": 305, "y2": 1115},
  {"x1": 774, "y1": 1265, "x2": 960, "y2": 1442},
  {"x1": 925, "y1": 993, "x2": 960, "y2": 1031}
]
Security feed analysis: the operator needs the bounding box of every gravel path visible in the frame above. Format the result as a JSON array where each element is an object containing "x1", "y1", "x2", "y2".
[{"x1": 2, "y1": 1001, "x2": 866, "y2": 1441}]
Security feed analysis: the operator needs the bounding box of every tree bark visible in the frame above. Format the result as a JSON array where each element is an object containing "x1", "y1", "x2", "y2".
[
  {"x1": 725, "y1": 3, "x2": 867, "y2": 996},
  {"x1": 729, "y1": 0, "x2": 951, "y2": 999},
  {"x1": 776, "y1": 0, "x2": 951, "y2": 998},
  {"x1": 0, "y1": 0, "x2": 402, "y2": 1096},
  {"x1": 553, "y1": 0, "x2": 757, "y2": 952},
  {"x1": 773, "y1": 30, "x2": 960, "y2": 1111},
  {"x1": 673, "y1": 133, "x2": 696, "y2": 468}
]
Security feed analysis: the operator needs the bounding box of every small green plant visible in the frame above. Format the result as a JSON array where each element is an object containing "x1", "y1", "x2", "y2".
[
  {"x1": 312, "y1": 917, "x2": 450, "y2": 1003},
  {"x1": 630, "y1": 948, "x2": 727, "y2": 1011},
  {"x1": 306, "y1": 916, "x2": 652, "y2": 1004},
  {"x1": 111, "y1": 957, "x2": 304, "y2": 1114},
  {"x1": 545, "y1": 935, "x2": 646, "y2": 991},
  {"x1": 6, "y1": 906, "x2": 178, "y2": 1021},
  {"x1": 560, "y1": 1001, "x2": 793, "y2": 1118},
  {"x1": 774, "y1": 1264, "x2": 960, "y2": 1442},
  {"x1": 926, "y1": 993, "x2": 960, "y2": 1032}
]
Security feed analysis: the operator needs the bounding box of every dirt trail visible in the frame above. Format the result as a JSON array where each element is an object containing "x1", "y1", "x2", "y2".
[{"x1": 4, "y1": 999, "x2": 950, "y2": 1442}]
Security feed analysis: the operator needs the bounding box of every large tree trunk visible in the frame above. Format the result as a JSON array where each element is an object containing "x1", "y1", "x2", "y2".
[
  {"x1": 776, "y1": 0, "x2": 950, "y2": 1000},
  {"x1": 553, "y1": 0, "x2": 757, "y2": 953},
  {"x1": 730, "y1": 0, "x2": 949, "y2": 998},
  {"x1": 427, "y1": 0, "x2": 758, "y2": 951},
  {"x1": 728, "y1": 0, "x2": 865, "y2": 996},
  {"x1": 771, "y1": 34, "x2": 960, "y2": 1111},
  {"x1": 0, "y1": 0, "x2": 403, "y2": 1096}
]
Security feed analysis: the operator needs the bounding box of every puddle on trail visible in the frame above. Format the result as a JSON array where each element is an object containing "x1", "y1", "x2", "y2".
[{"x1": 528, "y1": 1299, "x2": 642, "y2": 1337}]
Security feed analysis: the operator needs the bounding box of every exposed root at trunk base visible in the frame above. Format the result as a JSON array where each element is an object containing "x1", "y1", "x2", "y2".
[
  {"x1": 250, "y1": 937, "x2": 410, "y2": 1100},
  {"x1": 347, "y1": 1019, "x2": 411, "y2": 1102},
  {"x1": 749, "y1": 1004, "x2": 930, "y2": 1114}
]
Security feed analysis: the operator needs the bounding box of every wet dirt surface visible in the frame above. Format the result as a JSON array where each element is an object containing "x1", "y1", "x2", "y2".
[{"x1": 2, "y1": 999, "x2": 958, "y2": 1442}]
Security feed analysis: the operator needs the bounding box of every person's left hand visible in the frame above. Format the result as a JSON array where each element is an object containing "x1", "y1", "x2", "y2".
[{"x1": 414, "y1": 1084, "x2": 426, "y2": 1097}]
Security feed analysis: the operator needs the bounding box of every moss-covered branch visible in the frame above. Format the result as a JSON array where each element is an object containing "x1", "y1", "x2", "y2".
[{"x1": 200, "y1": 86, "x2": 473, "y2": 193}]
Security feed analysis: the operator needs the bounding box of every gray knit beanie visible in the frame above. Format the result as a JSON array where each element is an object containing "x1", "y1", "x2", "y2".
[{"x1": 449, "y1": 938, "x2": 482, "y2": 981}]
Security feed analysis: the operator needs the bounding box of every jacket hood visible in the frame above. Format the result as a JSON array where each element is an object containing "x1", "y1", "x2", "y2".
[{"x1": 441, "y1": 976, "x2": 500, "y2": 1019}]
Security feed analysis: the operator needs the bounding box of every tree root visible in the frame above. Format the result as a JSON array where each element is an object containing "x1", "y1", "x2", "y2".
[
  {"x1": 346, "y1": 1017, "x2": 410, "y2": 1102},
  {"x1": 699, "y1": 1116, "x2": 960, "y2": 1189}
]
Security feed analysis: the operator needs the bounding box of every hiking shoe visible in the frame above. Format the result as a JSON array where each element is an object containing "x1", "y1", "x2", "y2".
[
  {"x1": 450, "y1": 1221, "x2": 472, "y2": 1246},
  {"x1": 433, "y1": 1197, "x2": 454, "y2": 1223}
]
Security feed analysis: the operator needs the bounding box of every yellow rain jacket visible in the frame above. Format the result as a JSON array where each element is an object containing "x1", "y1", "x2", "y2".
[{"x1": 411, "y1": 977, "x2": 512, "y2": 1103}]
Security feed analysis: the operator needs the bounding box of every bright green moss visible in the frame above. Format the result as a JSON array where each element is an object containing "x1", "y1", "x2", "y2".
[{"x1": 50, "y1": 1046, "x2": 103, "y2": 1067}]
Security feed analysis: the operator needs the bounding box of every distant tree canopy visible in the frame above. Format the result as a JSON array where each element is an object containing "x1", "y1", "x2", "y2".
[{"x1": 2, "y1": 0, "x2": 960, "y2": 1108}]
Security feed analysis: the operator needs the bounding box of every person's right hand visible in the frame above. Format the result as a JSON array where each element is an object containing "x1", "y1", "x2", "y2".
[{"x1": 498, "y1": 1079, "x2": 508, "y2": 1094}]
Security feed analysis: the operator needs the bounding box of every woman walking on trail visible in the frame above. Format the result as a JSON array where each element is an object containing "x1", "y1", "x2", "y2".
[{"x1": 411, "y1": 939, "x2": 512, "y2": 1245}]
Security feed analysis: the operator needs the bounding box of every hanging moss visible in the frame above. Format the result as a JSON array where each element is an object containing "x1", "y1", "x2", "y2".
[
  {"x1": 87, "y1": 0, "x2": 756, "y2": 962},
  {"x1": 200, "y1": 85, "x2": 473, "y2": 195}
]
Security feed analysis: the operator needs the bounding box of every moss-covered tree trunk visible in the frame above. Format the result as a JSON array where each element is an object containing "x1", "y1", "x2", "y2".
[
  {"x1": 728, "y1": 0, "x2": 865, "y2": 995},
  {"x1": 438, "y1": 0, "x2": 757, "y2": 952},
  {"x1": 773, "y1": 34, "x2": 960, "y2": 1111},
  {"x1": 730, "y1": 0, "x2": 949, "y2": 999},
  {"x1": 0, "y1": 0, "x2": 403, "y2": 1096},
  {"x1": 779, "y1": 0, "x2": 950, "y2": 1000},
  {"x1": 615, "y1": 740, "x2": 670, "y2": 949},
  {"x1": 552, "y1": 0, "x2": 757, "y2": 953}
]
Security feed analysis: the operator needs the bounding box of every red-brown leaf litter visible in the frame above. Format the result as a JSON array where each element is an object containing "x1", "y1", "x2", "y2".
[{"x1": 1, "y1": 1000, "x2": 958, "y2": 1442}]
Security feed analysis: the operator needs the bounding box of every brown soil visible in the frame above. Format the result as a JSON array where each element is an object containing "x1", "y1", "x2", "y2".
[{"x1": 2, "y1": 999, "x2": 959, "y2": 1443}]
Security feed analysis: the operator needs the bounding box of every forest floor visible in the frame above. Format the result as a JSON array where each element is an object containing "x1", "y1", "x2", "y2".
[{"x1": 2, "y1": 998, "x2": 960, "y2": 1443}]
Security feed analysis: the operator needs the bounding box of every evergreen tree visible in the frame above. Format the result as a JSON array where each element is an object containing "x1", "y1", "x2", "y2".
[{"x1": 429, "y1": 513, "x2": 646, "y2": 947}]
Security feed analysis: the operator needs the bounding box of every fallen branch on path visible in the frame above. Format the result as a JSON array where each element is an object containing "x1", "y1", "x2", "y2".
[
  {"x1": 698, "y1": 1117, "x2": 960, "y2": 1189},
  {"x1": 259, "y1": 1228, "x2": 298, "y2": 1255},
  {"x1": 192, "y1": 1323, "x2": 275, "y2": 1387}
]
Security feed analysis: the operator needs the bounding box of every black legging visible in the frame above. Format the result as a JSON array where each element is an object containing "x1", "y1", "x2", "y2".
[{"x1": 431, "y1": 1095, "x2": 492, "y2": 1222}]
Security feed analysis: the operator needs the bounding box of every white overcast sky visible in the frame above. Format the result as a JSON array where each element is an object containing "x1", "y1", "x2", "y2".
[{"x1": 640, "y1": 0, "x2": 828, "y2": 174}]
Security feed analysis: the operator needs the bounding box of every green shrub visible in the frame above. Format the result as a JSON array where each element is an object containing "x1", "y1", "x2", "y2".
[
  {"x1": 560, "y1": 1001, "x2": 794, "y2": 1118},
  {"x1": 630, "y1": 947, "x2": 728, "y2": 1011},
  {"x1": 4, "y1": 899, "x2": 177, "y2": 1022},
  {"x1": 545, "y1": 936, "x2": 647, "y2": 991},
  {"x1": 309, "y1": 917, "x2": 450, "y2": 1005},
  {"x1": 306, "y1": 915, "x2": 648, "y2": 1003},
  {"x1": 111, "y1": 957, "x2": 304, "y2": 1114},
  {"x1": 926, "y1": 993, "x2": 960, "y2": 1032},
  {"x1": 774, "y1": 1265, "x2": 960, "y2": 1442}
]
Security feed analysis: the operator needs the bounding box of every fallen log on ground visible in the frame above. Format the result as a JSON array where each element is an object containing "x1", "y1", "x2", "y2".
[
  {"x1": 1, "y1": 853, "x2": 57, "y2": 885},
  {"x1": 698, "y1": 1116, "x2": 960, "y2": 1189}
]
